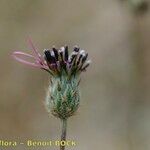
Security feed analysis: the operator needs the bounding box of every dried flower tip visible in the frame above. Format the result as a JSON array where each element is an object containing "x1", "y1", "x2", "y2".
[
  {"x1": 44, "y1": 49, "x2": 56, "y2": 64},
  {"x1": 64, "y1": 46, "x2": 69, "y2": 61},
  {"x1": 68, "y1": 51, "x2": 78, "y2": 63},
  {"x1": 77, "y1": 54, "x2": 83, "y2": 65},
  {"x1": 73, "y1": 46, "x2": 80, "y2": 52},
  {"x1": 81, "y1": 53, "x2": 88, "y2": 63},
  {"x1": 52, "y1": 47, "x2": 59, "y2": 61},
  {"x1": 81, "y1": 60, "x2": 91, "y2": 71}
]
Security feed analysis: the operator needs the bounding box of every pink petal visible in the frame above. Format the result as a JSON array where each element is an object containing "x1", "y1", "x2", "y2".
[
  {"x1": 12, "y1": 51, "x2": 44, "y2": 68},
  {"x1": 13, "y1": 51, "x2": 35, "y2": 58},
  {"x1": 27, "y1": 38, "x2": 40, "y2": 56},
  {"x1": 27, "y1": 37, "x2": 45, "y2": 63}
]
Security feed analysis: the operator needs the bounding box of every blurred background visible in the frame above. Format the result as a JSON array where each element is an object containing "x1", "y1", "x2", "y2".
[{"x1": 1, "y1": 0, "x2": 150, "y2": 149}]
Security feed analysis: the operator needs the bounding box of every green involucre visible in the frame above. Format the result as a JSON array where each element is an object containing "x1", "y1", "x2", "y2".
[{"x1": 45, "y1": 75, "x2": 80, "y2": 119}]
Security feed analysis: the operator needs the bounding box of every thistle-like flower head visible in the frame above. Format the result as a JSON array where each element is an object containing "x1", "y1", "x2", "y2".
[
  {"x1": 12, "y1": 39, "x2": 91, "y2": 119},
  {"x1": 12, "y1": 39, "x2": 91, "y2": 78},
  {"x1": 43, "y1": 45, "x2": 91, "y2": 77}
]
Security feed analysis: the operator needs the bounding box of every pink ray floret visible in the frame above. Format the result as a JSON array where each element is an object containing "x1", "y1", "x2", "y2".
[{"x1": 12, "y1": 39, "x2": 49, "y2": 70}]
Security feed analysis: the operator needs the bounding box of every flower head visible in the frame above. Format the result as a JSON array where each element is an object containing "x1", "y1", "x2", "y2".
[
  {"x1": 43, "y1": 45, "x2": 91, "y2": 77},
  {"x1": 12, "y1": 39, "x2": 91, "y2": 77},
  {"x1": 12, "y1": 39, "x2": 91, "y2": 119}
]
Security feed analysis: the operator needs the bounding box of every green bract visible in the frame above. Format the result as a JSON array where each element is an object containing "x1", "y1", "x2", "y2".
[{"x1": 46, "y1": 75, "x2": 80, "y2": 119}]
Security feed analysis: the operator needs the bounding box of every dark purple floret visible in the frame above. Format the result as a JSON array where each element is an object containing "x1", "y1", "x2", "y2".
[
  {"x1": 44, "y1": 50, "x2": 51, "y2": 62},
  {"x1": 44, "y1": 49, "x2": 56, "y2": 64},
  {"x1": 72, "y1": 54, "x2": 78, "y2": 66},
  {"x1": 64, "y1": 46, "x2": 68, "y2": 62},
  {"x1": 50, "y1": 51, "x2": 57, "y2": 64},
  {"x1": 59, "y1": 48, "x2": 64, "y2": 62},
  {"x1": 82, "y1": 53, "x2": 88, "y2": 64},
  {"x1": 69, "y1": 52, "x2": 77, "y2": 64},
  {"x1": 52, "y1": 47, "x2": 59, "y2": 61},
  {"x1": 81, "y1": 63, "x2": 90, "y2": 71},
  {"x1": 73, "y1": 46, "x2": 80, "y2": 52},
  {"x1": 80, "y1": 60, "x2": 91, "y2": 71},
  {"x1": 77, "y1": 54, "x2": 83, "y2": 65},
  {"x1": 43, "y1": 45, "x2": 90, "y2": 76}
]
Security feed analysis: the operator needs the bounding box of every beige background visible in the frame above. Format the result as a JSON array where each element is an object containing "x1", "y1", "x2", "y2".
[{"x1": 0, "y1": 0, "x2": 150, "y2": 149}]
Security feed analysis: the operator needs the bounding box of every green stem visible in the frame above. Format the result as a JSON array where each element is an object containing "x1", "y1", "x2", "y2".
[{"x1": 60, "y1": 119, "x2": 67, "y2": 150}]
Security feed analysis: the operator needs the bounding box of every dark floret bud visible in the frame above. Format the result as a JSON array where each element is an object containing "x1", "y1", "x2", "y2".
[
  {"x1": 43, "y1": 45, "x2": 91, "y2": 76},
  {"x1": 50, "y1": 50, "x2": 57, "y2": 63},
  {"x1": 44, "y1": 49, "x2": 51, "y2": 62},
  {"x1": 77, "y1": 54, "x2": 83, "y2": 66},
  {"x1": 81, "y1": 53, "x2": 88, "y2": 64},
  {"x1": 64, "y1": 46, "x2": 69, "y2": 62},
  {"x1": 52, "y1": 47, "x2": 59, "y2": 61},
  {"x1": 81, "y1": 60, "x2": 91, "y2": 71},
  {"x1": 73, "y1": 46, "x2": 80, "y2": 52},
  {"x1": 44, "y1": 49, "x2": 56, "y2": 64},
  {"x1": 69, "y1": 51, "x2": 78, "y2": 64},
  {"x1": 59, "y1": 47, "x2": 65, "y2": 62}
]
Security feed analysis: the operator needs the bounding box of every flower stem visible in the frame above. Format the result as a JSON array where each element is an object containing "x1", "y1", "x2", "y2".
[{"x1": 60, "y1": 119, "x2": 67, "y2": 150}]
